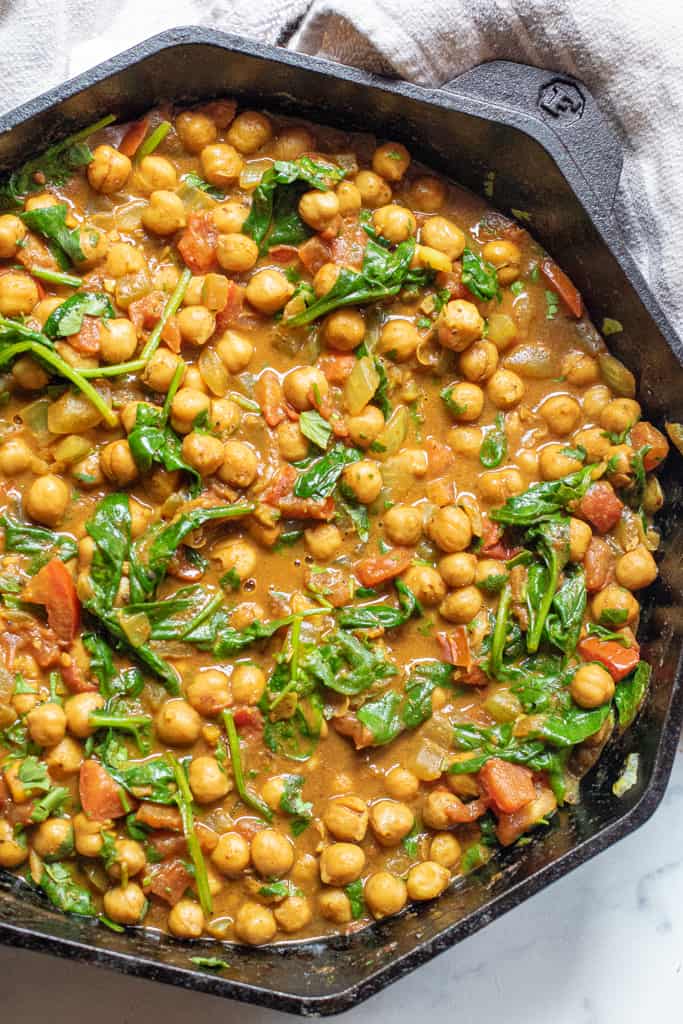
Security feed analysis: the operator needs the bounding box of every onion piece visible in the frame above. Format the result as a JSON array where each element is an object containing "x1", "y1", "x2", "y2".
[
  {"x1": 239, "y1": 159, "x2": 272, "y2": 191},
  {"x1": 598, "y1": 352, "x2": 636, "y2": 398},
  {"x1": 409, "y1": 739, "x2": 447, "y2": 781},
  {"x1": 503, "y1": 343, "x2": 558, "y2": 379},
  {"x1": 343, "y1": 355, "x2": 379, "y2": 415},
  {"x1": 48, "y1": 387, "x2": 110, "y2": 433},
  {"x1": 373, "y1": 406, "x2": 409, "y2": 458},
  {"x1": 198, "y1": 346, "x2": 229, "y2": 397},
  {"x1": 54, "y1": 434, "x2": 92, "y2": 464},
  {"x1": 666, "y1": 422, "x2": 683, "y2": 455},
  {"x1": 118, "y1": 610, "x2": 151, "y2": 647},
  {"x1": 20, "y1": 398, "x2": 51, "y2": 439}
]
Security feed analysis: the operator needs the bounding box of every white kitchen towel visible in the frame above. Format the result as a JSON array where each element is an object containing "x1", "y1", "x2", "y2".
[{"x1": 0, "y1": 0, "x2": 681, "y2": 325}]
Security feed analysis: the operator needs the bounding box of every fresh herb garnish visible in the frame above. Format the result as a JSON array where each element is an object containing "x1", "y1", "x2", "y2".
[
  {"x1": 479, "y1": 413, "x2": 507, "y2": 468},
  {"x1": 461, "y1": 248, "x2": 501, "y2": 302}
]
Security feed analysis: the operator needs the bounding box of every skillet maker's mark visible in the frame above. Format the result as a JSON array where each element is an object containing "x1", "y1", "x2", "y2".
[{"x1": 538, "y1": 79, "x2": 585, "y2": 125}]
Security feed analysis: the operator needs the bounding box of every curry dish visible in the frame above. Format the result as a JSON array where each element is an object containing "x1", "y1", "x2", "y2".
[{"x1": 0, "y1": 100, "x2": 670, "y2": 948}]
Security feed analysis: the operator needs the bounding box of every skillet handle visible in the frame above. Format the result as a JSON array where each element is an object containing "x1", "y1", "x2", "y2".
[{"x1": 440, "y1": 60, "x2": 623, "y2": 216}]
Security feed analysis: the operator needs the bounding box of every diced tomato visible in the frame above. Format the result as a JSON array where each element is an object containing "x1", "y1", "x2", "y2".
[
  {"x1": 255, "y1": 369, "x2": 287, "y2": 427},
  {"x1": 232, "y1": 706, "x2": 263, "y2": 733},
  {"x1": 332, "y1": 714, "x2": 375, "y2": 750},
  {"x1": 459, "y1": 664, "x2": 491, "y2": 687},
  {"x1": 540, "y1": 257, "x2": 583, "y2": 318},
  {"x1": 479, "y1": 758, "x2": 536, "y2": 814},
  {"x1": 435, "y1": 268, "x2": 467, "y2": 300},
  {"x1": 24, "y1": 558, "x2": 80, "y2": 643},
  {"x1": 269, "y1": 244, "x2": 300, "y2": 264},
  {"x1": 79, "y1": 760, "x2": 127, "y2": 820},
  {"x1": 61, "y1": 657, "x2": 98, "y2": 694},
  {"x1": 177, "y1": 211, "x2": 217, "y2": 272},
  {"x1": 443, "y1": 793, "x2": 488, "y2": 824},
  {"x1": 437, "y1": 627, "x2": 471, "y2": 668},
  {"x1": 136, "y1": 802, "x2": 182, "y2": 831},
  {"x1": 214, "y1": 281, "x2": 245, "y2": 331},
  {"x1": 263, "y1": 464, "x2": 298, "y2": 506},
  {"x1": 630, "y1": 421, "x2": 669, "y2": 470},
  {"x1": 578, "y1": 482, "x2": 624, "y2": 533},
  {"x1": 583, "y1": 536, "x2": 615, "y2": 592},
  {"x1": 263, "y1": 464, "x2": 335, "y2": 521},
  {"x1": 480, "y1": 518, "x2": 520, "y2": 561},
  {"x1": 196, "y1": 822, "x2": 219, "y2": 853},
  {"x1": 6, "y1": 800, "x2": 36, "y2": 826},
  {"x1": 496, "y1": 783, "x2": 557, "y2": 846},
  {"x1": 330, "y1": 218, "x2": 366, "y2": 269},
  {"x1": 425, "y1": 437, "x2": 455, "y2": 479},
  {"x1": 128, "y1": 291, "x2": 165, "y2": 333},
  {"x1": 16, "y1": 233, "x2": 59, "y2": 272},
  {"x1": 147, "y1": 858, "x2": 193, "y2": 906},
  {"x1": 298, "y1": 235, "x2": 332, "y2": 275},
  {"x1": 68, "y1": 315, "x2": 101, "y2": 355},
  {"x1": 119, "y1": 117, "x2": 149, "y2": 157},
  {"x1": 355, "y1": 548, "x2": 413, "y2": 587},
  {"x1": 148, "y1": 832, "x2": 187, "y2": 859},
  {"x1": 318, "y1": 354, "x2": 355, "y2": 384},
  {"x1": 578, "y1": 636, "x2": 641, "y2": 681},
  {"x1": 161, "y1": 314, "x2": 181, "y2": 352}
]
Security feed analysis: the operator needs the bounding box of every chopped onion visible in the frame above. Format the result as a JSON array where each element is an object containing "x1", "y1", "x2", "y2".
[
  {"x1": 48, "y1": 388, "x2": 109, "y2": 433},
  {"x1": 488, "y1": 312, "x2": 517, "y2": 350},
  {"x1": 198, "y1": 347, "x2": 229, "y2": 397},
  {"x1": 118, "y1": 609, "x2": 151, "y2": 647},
  {"x1": 239, "y1": 159, "x2": 272, "y2": 191},
  {"x1": 20, "y1": 398, "x2": 50, "y2": 438},
  {"x1": 504, "y1": 343, "x2": 558, "y2": 379},
  {"x1": 373, "y1": 406, "x2": 409, "y2": 458},
  {"x1": 53, "y1": 434, "x2": 92, "y2": 464},
  {"x1": 114, "y1": 199, "x2": 145, "y2": 232},
  {"x1": 409, "y1": 739, "x2": 447, "y2": 781},
  {"x1": 344, "y1": 355, "x2": 379, "y2": 415},
  {"x1": 115, "y1": 269, "x2": 151, "y2": 310},
  {"x1": 598, "y1": 352, "x2": 636, "y2": 398}
]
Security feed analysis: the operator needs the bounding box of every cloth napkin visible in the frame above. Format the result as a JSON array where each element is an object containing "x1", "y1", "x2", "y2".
[{"x1": 0, "y1": 0, "x2": 681, "y2": 325}]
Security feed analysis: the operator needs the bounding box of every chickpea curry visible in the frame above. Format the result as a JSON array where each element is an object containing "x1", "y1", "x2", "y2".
[{"x1": 0, "y1": 99, "x2": 671, "y2": 949}]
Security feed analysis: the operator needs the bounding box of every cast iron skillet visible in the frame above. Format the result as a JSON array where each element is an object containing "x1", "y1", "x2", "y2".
[{"x1": 0, "y1": 27, "x2": 682, "y2": 1016}]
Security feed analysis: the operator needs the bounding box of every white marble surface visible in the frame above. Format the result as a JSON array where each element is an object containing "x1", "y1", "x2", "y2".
[{"x1": 2, "y1": 750, "x2": 683, "y2": 1023}]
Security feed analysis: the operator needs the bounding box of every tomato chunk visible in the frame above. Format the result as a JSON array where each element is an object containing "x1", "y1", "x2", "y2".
[
  {"x1": 136, "y1": 802, "x2": 182, "y2": 831},
  {"x1": 68, "y1": 315, "x2": 101, "y2": 355},
  {"x1": 631, "y1": 421, "x2": 669, "y2": 471},
  {"x1": 583, "y1": 536, "x2": 615, "y2": 593},
  {"x1": 578, "y1": 482, "x2": 624, "y2": 533},
  {"x1": 437, "y1": 627, "x2": 471, "y2": 668},
  {"x1": 232, "y1": 706, "x2": 263, "y2": 733},
  {"x1": 355, "y1": 548, "x2": 414, "y2": 587},
  {"x1": 177, "y1": 211, "x2": 217, "y2": 273},
  {"x1": 24, "y1": 558, "x2": 80, "y2": 643},
  {"x1": 147, "y1": 858, "x2": 193, "y2": 906},
  {"x1": 445, "y1": 793, "x2": 487, "y2": 823},
  {"x1": 479, "y1": 758, "x2": 536, "y2": 814},
  {"x1": 540, "y1": 257, "x2": 583, "y2": 318},
  {"x1": 119, "y1": 117, "x2": 149, "y2": 157},
  {"x1": 298, "y1": 235, "x2": 332, "y2": 275},
  {"x1": 318, "y1": 354, "x2": 355, "y2": 384},
  {"x1": 79, "y1": 760, "x2": 127, "y2": 820},
  {"x1": 578, "y1": 637, "x2": 641, "y2": 681},
  {"x1": 496, "y1": 783, "x2": 557, "y2": 846},
  {"x1": 255, "y1": 369, "x2": 287, "y2": 427}
]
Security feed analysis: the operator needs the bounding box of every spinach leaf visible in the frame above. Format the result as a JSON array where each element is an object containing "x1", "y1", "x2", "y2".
[
  {"x1": 530, "y1": 701, "x2": 611, "y2": 746},
  {"x1": 335, "y1": 492, "x2": 370, "y2": 542},
  {"x1": 544, "y1": 566, "x2": 586, "y2": 655},
  {"x1": 524, "y1": 516, "x2": 570, "y2": 653},
  {"x1": 279, "y1": 774, "x2": 313, "y2": 836},
  {"x1": 167, "y1": 754, "x2": 212, "y2": 917},
  {"x1": 86, "y1": 493, "x2": 131, "y2": 608},
  {"x1": 461, "y1": 248, "x2": 501, "y2": 302},
  {"x1": 402, "y1": 660, "x2": 454, "y2": 729},
  {"x1": 372, "y1": 357, "x2": 392, "y2": 419},
  {"x1": 286, "y1": 236, "x2": 432, "y2": 326},
  {"x1": 83, "y1": 633, "x2": 144, "y2": 699},
  {"x1": 479, "y1": 413, "x2": 507, "y2": 469},
  {"x1": 1, "y1": 515, "x2": 77, "y2": 569},
  {"x1": 490, "y1": 466, "x2": 595, "y2": 526},
  {"x1": 38, "y1": 861, "x2": 95, "y2": 916},
  {"x1": 44, "y1": 292, "x2": 115, "y2": 339},
  {"x1": 89, "y1": 708, "x2": 152, "y2": 755},
  {"x1": 357, "y1": 690, "x2": 403, "y2": 745},
  {"x1": 223, "y1": 709, "x2": 273, "y2": 820},
  {"x1": 190, "y1": 957, "x2": 230, "y2": 970},
  {"x1": 345, "y1": 878, "x2": 365, "y2": 920},
  {"x1": 20, "y1": 204, "x2": 87, "y2": 266},
  {"x1": 299, "y1": 409, "x2": 332, "y2": 450},
  {"x1": 31, "y1": 786, "x2": 70, "y2": 825},
  {"x1": 262, "y1": 694, "x2": 324, "y2": 762},
  {"x1": 614, "y1": 661, "x2": 651, "y2": 728},
  {"x1": 293, "y1": 443, "x2": 361, "y2": 500},
  {"x1": 586, "y1": 622, "x2": 633, "y2": 646},
  {"x1": 105, "y1": 756, "x2": 177, "y2": 804},
  {"x1": 305, "y1": 630, "x2": 397, "y2": 696},
  {"x1": 127, "y1": 403, "x2": 200, "y2": 495},
  {"x1": 450, "y1": 721, "x2": 563, "y2": 774},
  {"x1": 338, "y1": 581, "x2": 421, "y2": 631}
]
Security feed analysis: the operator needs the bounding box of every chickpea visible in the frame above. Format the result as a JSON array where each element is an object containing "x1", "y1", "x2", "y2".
[
  {"x1": 78, "y1": 220, "x2": 108, "y2": 264},
  {"x1": 539, "y1": 443, "x2": 584, "y2": 481},
  {"x1": 573, "y1": 427, "x2": 612, "y2": 463},
  {"x1": 478, "y1": 467, "x2": 524, "y2": 504},
  {"x1": 583, "y1": 384, "x2": 612, "y2": 419},
  {"x1": 234, "y1": 901, "x2": 277, "y2": 945},
  {"x1": 407, "y1": 860, "x2": 451, "y2": 901},
  {"x1": 176, "y1": 110, "x2": 217, "y2": 152},
  {"x1": 212, "y1": 201, "x2": 249, "y2": 233},
  {"x1": 442, "y1": 381, "x2": 484, "y2": 422},
  {"x1": 186, "y1": 669, "x2": 231, "y2": 717},
  {"x1": 0, "y1": 214, "x2": 26, "y2": 257},
  {"x1": 411, "y1": 175, "x2": 446, "y2": 212},
  {"x1": 0, "y1": 437, "x2": 32, "y2": 475},
  {"x1": 213, "y1": 538, "x2": 257, "y2": 581},
  {"x1": 100, "y1": 440, "x2": 139, "y2": 487},
  {"x1": 319, "y1": 888, "x2": 352, "y2": 924},
  {"x1": 568, "y1": 517, "x2": 593, "y2": 562},
  {"x1": 0, "y1": 820, "x2": 28, "y2": 868},
  {"x1": 210, "y1": 397, "x2": 241, "y2": 435},
  {"x1": 355, "y1": 170, "x2": 392, "y2": 208},
  {"x1": 246, "y1": 268, "x2": 294, "y2": 315},
  {"x1": 65, "y1": 692, "x2": 105, "y2": 738},
  {"x1": 12, "y1": 355, "x2": 48, "y2": 390},
  {"x1": 440, "y1": 585, "x2": 483, "y2": 624},
  {"x1": 103, "y1": 882, "x2": 146, "y2": 925},
  {"x1": 313, "y1": 262, "x2": 340, "y2": 297},
  {"x1": 99, "y1": 319, "x2": 138, "y2": 364},
  {"x1": 276, "y1": 420, "x2": 309, "y2": 461},
  {"x1": 32, "y1": 296, "x2": 63, "y2": 326},
  {"x1": 320, "y1": 843, "x2": 366, "y2": 885},
  {"x1": 562, "y1": 351, "x2": 599, "y2": 387},
  {"x1": 106, "y1": 242, "x2": 145, "y2": 278},
  {"x1": 231, "y1": 664, "x2": 266, "y2": 705},
  {"x1": 428, "y1": 505, "x2": 472, "y2": 553},
  {"x1": 482, "y1": 239, "x2": 521, "y2": 285},
  {"x1": 372, "y1": 204, "x2": 416, "y2": 244},
  {"x1": 44, "y1": 737, "x2": 83, "y2": 778},
  {"x1": 211, "y1": 831, "x2": 251, "y2": 877},
  {"x1": 459, "y1": 340, "x2": 499, "y2": 383},
  {"x1": 216, "y1": 330, "x2": 254, "y2": 373},
  {"x1": 372, "y1": 142, "x2": 410, "y2": 182},
  {"x1": 570, "y1": 663, "x2": 615, "y2": 708},
  {"x1": 272, "y1": 126, "x2": 315, "y2": 160},
  {"x1": 342, "y1": 459, "x2": 383, "y2": 505},
  {"x1": 402, "y1": 565, "x2": 446, "y2": 607},
  {"x1": 365, "y1": 871, "x2": 408, "y2": 919},
  {"x1": 251, "y1": 828, "x2": 294, "y2": 878},
  {"x1": 378, "y1": 319, "x2": 420, "y2": 362},
  {"x1": 298, "y1": 189, "x2": 340, "y2": 232},
  {"x1": 438, "y1": 299, "x2": 484, "y2": 352},
  {"x1": 0, "y1": 271, "x2": 39, "y2": 316},
  {"x1": 274, "y1": 895, "x2": 312, "y2": 933},
  {"x1": 304, "y1": 523, "x2": 343, "y2": 562},
  {"x1": 347, "y1": 405, "x2": 385, "y2": 450},
  {"x1": 227, "y1": 111, "x2": 272, "y2": 154},
  {"x1": 176, "y1": 305, "x2": 215, "y2": 347},
  {"x1": 382, "y1": 768, "x2": 418, "y2": 803},
  {"x1": 600, "y1": 398, "x2": 641, "y2": 435},
  {"x1": 323, "y1": 796, "x2": 368, "y2": 843},
  {"x1": 487, "y1": 368, "x2": 525, "y2": 409},
  {"x1": 592, "y1": 583, "x2": 639, "y2": 625},
  {"x1": 430, "y1": 833, "x2": 461, "y2": 869},
  {"x1": 448, "y1": 425, "x2": 483, "y2": 459},
  {"x1": 437, "y1": 554, "x2": 476, "y2": 591},
  {"x1": 33, "y1": 818, "x2": 74, "y2": 861},
  {"x1": 199, "y1": 143, "x2": 244, "y2": 187},
  {"x1": 216, "y1": 232, "x2": 259, "y2": 274},
  {"x1": 107, "y1": 838, "x2": 146, "y2": 880},
  {"x1": 369, "y1": 800, "x2": 414, "y2": 847},
  {"x1": 283, "y1": 366, "x2": 329, "y2": 411},
  {"x1": 141, "y1": 190, "x2": 186, "y2": 235},
  {"x1": 615, "y1": 544, "x2": 658, "y2": 590},
  {"x1": 24, "y1": 474, "x2": 70, "y2": 528},
  {"x1": 155, "y1": 699, "x2": 202, "y2": 746},
  {"x1": 384, "y1": 504, "x2": 422, "y2": 547},
  {"x1": 181, "y1": 431, "x2": 224, "y2": 477},
  {"x1": 261, "y1": 776, "x2": 287, "y2": 811},
  {"x1": 218, "y1": 439, "x2": 258, "y2": 488},
  {"x1": 336, "y1": 180, "x2": 362, "y2": 215},
  {"x1": 189, "y1": 756, "x2": 231, "y2": 805},
  {"x1": 136, "y1": 154, "x2": 177, "y2": 192},
  {"x1": 421, "y1": 216, "x2": 466, "y2": 260},
  {"x1": 168, "y1": 899, "x2": 204, "y2": 938},
  {"x1": 539, "y1": 394, "x2": 582, "y2": 436},
  {"x1": 170, "y1": 387, "x2": 211, "y2": 434},
  {"x1": 72, "y1": 813, "x2": 106, "y2": 857},
  {"x1": 322, "y1": 309, "x2": 365, "y2": 352},
  {"x1": 86, "y1": 144, "x2": 131, "y2": 194}
]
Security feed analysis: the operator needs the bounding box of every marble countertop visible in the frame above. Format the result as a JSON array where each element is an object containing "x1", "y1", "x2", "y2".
[{"x1": 2, "y1": 752, "x2": 682, "y2": 1024}]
